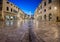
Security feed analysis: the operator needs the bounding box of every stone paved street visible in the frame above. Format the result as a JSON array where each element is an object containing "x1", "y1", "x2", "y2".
[
  {"x1": 33, "y1": 20, "x2": 60, "y2": 42},
  {"x1": 0, "y1": 20, "x2": 60, "y2": 42},
  {"x1": 0, "y1": 20, "x2": 29, "y2": 42}
]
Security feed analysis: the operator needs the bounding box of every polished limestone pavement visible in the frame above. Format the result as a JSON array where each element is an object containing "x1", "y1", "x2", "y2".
[
  {"x1": 0, "y1": 20, "x2": 29, "y2": 42},
  {"x1": 33, "y1": 20, "x2": 60, "y2": 42},
  {"x1": 0, "y1": 20, "x2": 60, "y2": 42}
]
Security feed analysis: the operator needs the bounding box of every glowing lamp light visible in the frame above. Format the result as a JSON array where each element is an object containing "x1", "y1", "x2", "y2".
[
  {"x1": 54, "y1": 7, "x2": 57, "y2": 10},
  {"x1": 11, "y1": 17, "x2": 13, "y2": 19}
]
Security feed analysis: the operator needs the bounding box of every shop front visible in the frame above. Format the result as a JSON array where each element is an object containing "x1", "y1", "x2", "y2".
[{"x1": 5, "y1": 15, "x2": 17, "y2": 20}]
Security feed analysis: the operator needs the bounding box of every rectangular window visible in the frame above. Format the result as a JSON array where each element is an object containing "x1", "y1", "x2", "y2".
[
  {"x1": 11, "y1": 8, "x2": 12, "y2": 12},
  {"x1": 0, "y1": 14, "x2": 2, "y2": 16},
  {"x1": 14, "y1": 6, "x2": 15, "y2": 7},
  {"x1": 0, "y1": 7, "x2": 2, "y2": 10},
  {"x1": 0, "y1": 14, "x2": 2, "y2": 19},
  {"x1": 16, "y1": 7, "x2": 17, "y2": 8},
  {"x1": 11, "y1": 4, "x2": 13, "y2": 6},
  {"x1": 38, "y1": 7, "x2": 40, "y2": 10},
  {"x1": 7, "y1": 7, "x2": 9, "y2": 11},
  {"x1": 48, "y1": 6, "x2": 51, "y2": 10},
  {"x1": 49, "y1": 13, "x2": 52, "y2": 21},
  {"x1": 13, "y1": 10, "x2": 18, "y2": 13},
  {"x1": 0, "y1": 0, "x2": 2, "y2": 4},
  {"x1": 0, "y1": 0, "x2": 2, "y2": 3},
  {"x1": 49, "y1": 7, "x2": 51, "y2": 9},
  {"x1": 48, "y1": 0, "x2": 52, "y2": 3},
  {"x1": 44, "y1": 2, "x2": 46, "y2": 6},
  {"x1": 40, "y1": 5, "x2": 42, "y2": 9},
  {"x1": 44, "y1": 9, "x2": 46, "y2": 12},
  {"x1": 41, "y1": 11, "x2": 42, "y2": 13},
  {"x1": 44, "y1": 15, "x2": 46, "y2": 20},
  {"x1": 7, "y1": 2, "x2": 9, "y2": 4}
]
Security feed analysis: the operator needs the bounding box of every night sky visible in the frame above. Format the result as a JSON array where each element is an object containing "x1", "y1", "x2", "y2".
[{"x1": 9, "y1": 0, "x2": 42, "y2": 15}]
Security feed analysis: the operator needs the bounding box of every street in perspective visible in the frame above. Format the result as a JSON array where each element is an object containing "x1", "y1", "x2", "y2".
[{"x1": 0, "y1": 0, "x2": 60, "y2": 42}]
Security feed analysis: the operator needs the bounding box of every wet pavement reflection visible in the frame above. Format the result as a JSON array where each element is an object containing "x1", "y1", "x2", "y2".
[
  {"x1": 0, "y1": 20, "x2": 60, "y2": 42},
  {"x1": 33, "y1": 20, "x2": 60, "y2": 42},
  {"x1": 0, "y1": 20, "x2": 29, "y2": 42}
]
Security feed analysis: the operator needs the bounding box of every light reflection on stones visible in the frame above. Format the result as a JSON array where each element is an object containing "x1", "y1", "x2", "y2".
[
  {"x1": 0, "y1": 20, "x2": 60, "y2": 42},
  {"x1": 33, "y1": 20, "x2": 60, "y2": 42}
]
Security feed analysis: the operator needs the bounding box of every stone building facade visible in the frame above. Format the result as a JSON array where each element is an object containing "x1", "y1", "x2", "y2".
[
  {"x1": 0, "y1": 0, "x2": 28, "y2": 21},
  {"x1": 34, "y1": 0, "x2": 60, "y2": 22}
]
